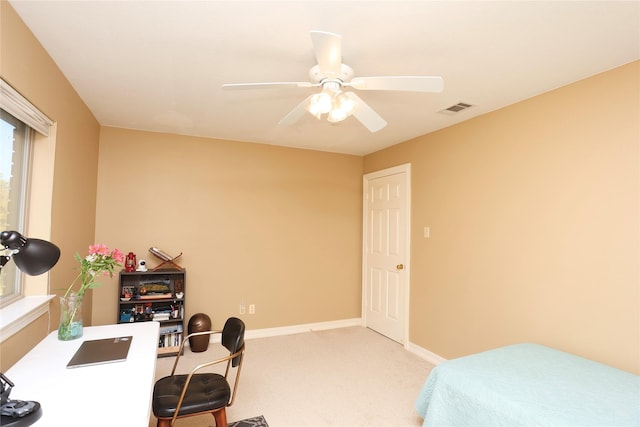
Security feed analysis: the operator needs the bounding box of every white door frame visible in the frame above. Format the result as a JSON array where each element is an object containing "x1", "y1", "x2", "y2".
[{"x1": 362, "y1": 163, "x2": 411, "y2": 346}]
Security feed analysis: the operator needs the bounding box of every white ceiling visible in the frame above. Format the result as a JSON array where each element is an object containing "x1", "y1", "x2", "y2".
[{"x1": 8, "y1": 1, "x2": 640, "y2": 156}]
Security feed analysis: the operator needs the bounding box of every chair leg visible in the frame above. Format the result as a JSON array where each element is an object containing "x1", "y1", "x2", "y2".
[
  {"x1": 157, "y1": 418, "x2": 172, "y2": 427},
  {"x1": 212, "y1": 407, "x2": 227, "y2": 427}
]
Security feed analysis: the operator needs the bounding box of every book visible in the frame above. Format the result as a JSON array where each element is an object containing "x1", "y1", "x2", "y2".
[{"x1": 138, "y1": 293, "x2": 173, "y2": 299}]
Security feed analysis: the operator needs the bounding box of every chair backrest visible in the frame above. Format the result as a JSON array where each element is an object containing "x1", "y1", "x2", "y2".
[{"x1": 221, "y1": 317, "x2": 245, "y2": 367}]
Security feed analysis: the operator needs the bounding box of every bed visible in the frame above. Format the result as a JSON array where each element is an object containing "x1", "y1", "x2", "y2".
[{"x1": 415, "y1": 343, "x2": 640, "y2": 426}]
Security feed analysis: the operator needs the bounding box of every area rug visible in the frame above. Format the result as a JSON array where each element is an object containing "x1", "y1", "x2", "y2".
[{"x1": 228, "y1": 415, "x2": 269, "y2": 427}]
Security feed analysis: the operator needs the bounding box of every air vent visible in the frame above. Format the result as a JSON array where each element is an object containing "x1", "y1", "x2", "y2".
[{"x1": 439, "y1": 102, "x2": 474, "y2": 115}]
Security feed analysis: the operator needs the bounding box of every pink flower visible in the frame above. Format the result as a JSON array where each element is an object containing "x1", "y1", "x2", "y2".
[
  {"x1": 111, "y1": 248, "x2": 125, "y2": 264},
  {"x1": 88, "y1": 244, "x2": 110, "y2": 256}
]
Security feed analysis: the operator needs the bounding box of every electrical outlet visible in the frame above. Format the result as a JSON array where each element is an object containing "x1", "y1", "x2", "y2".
[
  {"x1": 239, "y1": 302, "x2": 245, "y2": 315},
  {"x1": 249, "y1": 304, "x2": 255, "y2": 314}
]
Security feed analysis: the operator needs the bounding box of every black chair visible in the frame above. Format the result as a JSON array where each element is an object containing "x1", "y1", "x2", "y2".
[{"x1": 152, "y1": 317, "x2": 245, "y2": 427}]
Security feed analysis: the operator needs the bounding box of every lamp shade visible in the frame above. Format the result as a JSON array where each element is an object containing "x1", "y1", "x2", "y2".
[
  {"x1": 308, "y1": 92, "x2": 332, "y2": 117},
  {"x1": 0, "y1": 231, "x2": 60, "y2": 276}
]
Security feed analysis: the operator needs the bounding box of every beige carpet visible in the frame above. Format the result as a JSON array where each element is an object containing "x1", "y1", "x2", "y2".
[{"x1": 149, "y1": 326, "x2": 434, "y2": 427}]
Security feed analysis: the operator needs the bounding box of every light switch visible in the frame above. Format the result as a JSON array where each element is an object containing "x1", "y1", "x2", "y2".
[{"x1": 424, "y1": 227, "x2": 430, "y2": 238}]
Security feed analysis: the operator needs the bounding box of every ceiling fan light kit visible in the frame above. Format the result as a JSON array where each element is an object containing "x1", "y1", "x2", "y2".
[
  {"x1": 222, "y1": 30, "x2": 443, "y2": 133},
  {"x1": 328, "y1": 92, "x2": 356, "y2": 123},
  {"x1": 307, "y1": 81, "x2": 357, "y2": 124}
]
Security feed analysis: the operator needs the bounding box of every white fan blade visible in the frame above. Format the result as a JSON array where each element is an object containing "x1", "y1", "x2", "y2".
[
  {"x1": 278, "y1": 96, "x2": 312, "y2": 126},
  {"x1": 349, "y1": 76, "x2": 444, "y2": 92},
  {"x1": 310, "y1": 31, "x2": 342, "y2": 79},
  {"x1": 350, "y1": 92, "x2": 387, "y2": 132},
  {"x1": 222, "y1": 82, "x2": 314, "y2": 90}
]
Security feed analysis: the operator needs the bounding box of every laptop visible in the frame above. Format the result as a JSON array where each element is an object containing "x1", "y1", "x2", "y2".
[{"x1": 66, "y1": 336, "x2": 133, "y2": 369}]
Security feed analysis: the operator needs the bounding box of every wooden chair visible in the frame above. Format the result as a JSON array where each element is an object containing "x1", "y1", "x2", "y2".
[{"x1": 152, "y1": 317, "x2": 245, "y2": 427}]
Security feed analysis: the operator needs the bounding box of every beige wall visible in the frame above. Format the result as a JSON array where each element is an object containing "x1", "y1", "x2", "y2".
[
  {"x1": 92, "y1": 127, "x2": 364, "y2": 329},
  {"x1": 1, "y1": 2, "x2": 101, "y2": 365},
  {"x1": 364, "y1": 61, "x2": 639, "y2": 374},
  {"x1": 0, "y1": 313, "x2": 48, "y2": 371}
]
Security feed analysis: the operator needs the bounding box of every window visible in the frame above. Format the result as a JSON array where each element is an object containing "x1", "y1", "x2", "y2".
[
  {"x1": 0, "y1": 109, "x2": 32, "y2": 307},
  {"x1": 0, "y1": 79, "x2": 53, "y2": 308}
]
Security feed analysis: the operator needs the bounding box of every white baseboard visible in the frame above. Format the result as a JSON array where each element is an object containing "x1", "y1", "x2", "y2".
[
  {"x1": 193, "y1": 318, "x2": 363, "y2": 346},
  {"x1": 245, "y1": 318, "x2": 362, "y2": 340},
  {"x1": 406, "y1": 341, "x2": 447, "y2": 365}
]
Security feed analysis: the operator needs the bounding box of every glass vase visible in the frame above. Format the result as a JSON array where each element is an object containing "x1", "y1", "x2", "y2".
[{"x1": 58, "y1": 293, "x2": 83, "y2": 341}]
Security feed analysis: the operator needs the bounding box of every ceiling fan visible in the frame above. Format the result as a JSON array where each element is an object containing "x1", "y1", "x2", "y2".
[{"x1": 222, "y1": 31, "x2": 444, "y2": 133}]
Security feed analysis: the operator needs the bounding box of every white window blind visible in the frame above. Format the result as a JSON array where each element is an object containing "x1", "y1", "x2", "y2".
[{"x1": 0, "y1": 78, "x2": 52, "y2": 136}]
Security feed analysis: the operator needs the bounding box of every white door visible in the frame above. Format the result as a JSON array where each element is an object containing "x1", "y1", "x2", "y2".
[{"x1": 362, "y1": 164, "x2": 410, "y2": 344}]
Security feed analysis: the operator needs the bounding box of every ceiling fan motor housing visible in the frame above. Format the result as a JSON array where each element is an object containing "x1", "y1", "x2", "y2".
[{"x1": 309, "y1": 64, "x2": 354, "y2": 84}]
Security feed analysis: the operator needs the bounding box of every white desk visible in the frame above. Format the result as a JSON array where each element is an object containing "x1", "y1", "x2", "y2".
[{"x1": 5, "y1": 322, "x2": 159, "y2": 426}]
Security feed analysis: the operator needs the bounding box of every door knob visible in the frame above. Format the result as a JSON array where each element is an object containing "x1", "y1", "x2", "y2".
[{"x1": 396, "y1": 264, "x2": 404, "y2": 270}]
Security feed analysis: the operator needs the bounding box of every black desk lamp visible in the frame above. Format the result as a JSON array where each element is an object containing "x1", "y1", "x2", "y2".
[
  {"x1": 1, "y1": 230, "x2": 60, "y2": 425},
  {"x1": 0, "y1": 230, "x2": 60, "y2": 276}
]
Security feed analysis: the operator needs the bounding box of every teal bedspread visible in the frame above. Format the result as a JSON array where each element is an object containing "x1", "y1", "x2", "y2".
[{"x1": 416, "y1": 343, "x2": 640, "y2": 426}]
